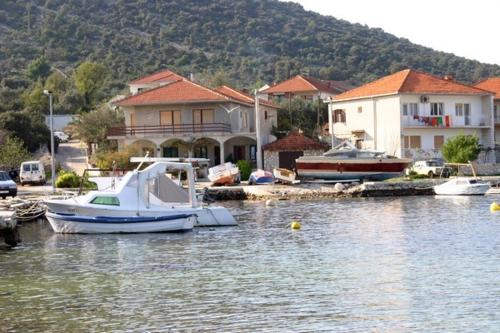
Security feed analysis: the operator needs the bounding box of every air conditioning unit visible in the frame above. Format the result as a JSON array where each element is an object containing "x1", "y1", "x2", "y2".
[{"x1": 420, "y1": 95, "x2": 429, "y2": 103}]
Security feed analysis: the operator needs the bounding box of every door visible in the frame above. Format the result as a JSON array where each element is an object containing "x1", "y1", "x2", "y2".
[
  {"x1": 278, "y1": 151, "x2": 304, "y2": 171},
  {"x1": 233, "y1": 146, "x2": 246, "y2": 161},
  {"x1": 464, "y1": 106, "x2": 471, "y2": 126},
  {"x1": 214, "y1": 146, "x2": 221, "y2": 165}
]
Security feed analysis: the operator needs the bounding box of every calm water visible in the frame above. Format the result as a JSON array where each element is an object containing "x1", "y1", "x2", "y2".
[{"x1": 1, "y1": 196, "x2": 499, "y2": 332}]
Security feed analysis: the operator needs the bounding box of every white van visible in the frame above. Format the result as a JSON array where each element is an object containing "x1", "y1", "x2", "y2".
[{"x1": 20, "y1": 161, "x2": 46, "y2": 186}]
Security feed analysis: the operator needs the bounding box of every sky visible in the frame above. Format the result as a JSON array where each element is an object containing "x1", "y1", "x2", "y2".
[{"x1": 285, "y1": 0, "x2": 500, "y2": 65}]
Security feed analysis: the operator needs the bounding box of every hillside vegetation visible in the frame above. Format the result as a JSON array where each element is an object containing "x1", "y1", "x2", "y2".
[{"x1": 1, "y1": 0, "x2": 499, "y2": 97}]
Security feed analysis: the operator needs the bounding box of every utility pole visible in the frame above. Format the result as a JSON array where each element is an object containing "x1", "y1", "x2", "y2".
[
  {"x1": 254, "y1": 90, "x2": 263, "y2": 170},
  {"x1": 43, "y1": 90, "x2": 56, "y2": 193}
]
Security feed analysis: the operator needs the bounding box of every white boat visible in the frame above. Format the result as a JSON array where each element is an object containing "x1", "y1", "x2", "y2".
[
  {"x1": 44, "y1": 161, "x2": 237, "y2": 233},
  {"x1": 45, "y1": 212, "x2": 195, "y2": 234},
  {"x1": 434, "y1": 178, "x2": 490, "y2": 195},
  {"x1": 273, "y1": 168, "x2": 298, "y2": 184},
  {"x1": 208, "y1": 162, "x2": 240, "y2": 186}
]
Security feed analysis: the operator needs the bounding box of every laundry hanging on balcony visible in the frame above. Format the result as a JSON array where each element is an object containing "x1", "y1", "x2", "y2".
[{"x1": 411, "y1": 115, "x2": 450, "y2": 127}]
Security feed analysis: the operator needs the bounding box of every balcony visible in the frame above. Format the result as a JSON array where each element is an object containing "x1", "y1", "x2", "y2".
[
  {"x1": 108, "y1": 123, "x2": 232, "y2": 137},
  {"x1": 403, "y1": 115, "x2": 491, "y2": 128}
]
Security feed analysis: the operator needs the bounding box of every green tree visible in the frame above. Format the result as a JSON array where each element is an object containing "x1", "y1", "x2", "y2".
[
  {"x1": 73, "y1": 105, "x2": 124, "y2": 155},
  {"x1": 26, "y1": 57, "x2": 51, "y2": 82},
  {"x1": 0, "y1": 136, "x2": 33, "y2": 170},
  {"x1": 0, "y1": 111, "x2": 50, "y2": 152},
  {"x1": 442, "y1": 134, "x2": 481, "y2": 163},
  {"x1": 23, "y1": 80, "x2": 49, "y2": 113},
  {"x1": 73, "y1": 62, "x2": 107, "y2": 110}
]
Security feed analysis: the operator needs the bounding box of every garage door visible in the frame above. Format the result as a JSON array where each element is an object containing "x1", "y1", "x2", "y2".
[{"x1": 278, "y1": 151, "x2": 304, "y2": 170}]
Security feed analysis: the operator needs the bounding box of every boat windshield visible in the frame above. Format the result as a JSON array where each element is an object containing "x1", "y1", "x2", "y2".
[{"x1": 90, "y1": 196, "x2": 120, "y2": 206}]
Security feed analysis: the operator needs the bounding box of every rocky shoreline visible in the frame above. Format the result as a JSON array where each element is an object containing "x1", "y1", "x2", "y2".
[{"x1": 204, "y1": 179, "x2": 445, "y2": 201}]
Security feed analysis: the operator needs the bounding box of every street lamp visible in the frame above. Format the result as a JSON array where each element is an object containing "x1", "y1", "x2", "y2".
[
  {"x1": 254, "y1": 89, "x2": 263, "y2": 170},
  {"x1": 43, "y1": 89, "x2": 56, "y2": 193}
]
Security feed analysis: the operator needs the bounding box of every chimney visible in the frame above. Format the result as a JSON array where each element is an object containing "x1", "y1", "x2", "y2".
[
  {"x1": 241, "y1": 88, "x2": 249, "y2": 94},
  {"x1": 189, "y1": 73, "x2": 195, "y2": 81},
  {"x1": 443, "y1": 74, "x2": 454, "y2": 81}
]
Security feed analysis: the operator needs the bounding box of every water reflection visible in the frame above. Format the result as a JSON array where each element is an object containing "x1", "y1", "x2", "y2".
[{"x1": 0, "y1": 196, "x2": 499, "y2": 331}]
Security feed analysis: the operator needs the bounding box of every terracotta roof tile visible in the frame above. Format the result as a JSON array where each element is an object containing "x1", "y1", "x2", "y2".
[
  {"x1": 474, "y1": 78, "x2": 500, "y2": 99},
  {"x1": 215, "y1": 86, "x2": 280, "y2": 109},
  {"x1": 129, "y1": 69, "x2": 185, "y2": 85},
  {"x1": 117, "y1": 79, "x2": 230, "y2": 106},
  {"x1": 334, "y1": 69, "x2": 492, "y2": 101},
  {"x1": 263, "y1": 75, "x2": 347, "y2": 95},
  {"x1": 263, "y1": 132, "x2": 328, "y2": 151}
]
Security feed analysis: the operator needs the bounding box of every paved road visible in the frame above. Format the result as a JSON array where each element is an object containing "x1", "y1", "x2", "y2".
[{"x1": 56, "y1": 140, "x2": 89, "y2": 175}]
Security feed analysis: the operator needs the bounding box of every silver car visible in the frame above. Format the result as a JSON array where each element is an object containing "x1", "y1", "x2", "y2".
[{"x1": 0, "y1": 171, "x2": 17, "y2": 199}]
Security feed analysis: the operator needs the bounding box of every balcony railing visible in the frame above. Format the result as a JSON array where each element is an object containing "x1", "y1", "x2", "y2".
[
  {"x1": 403, "y1": 115, "x2": 490, "y2": 128},
  {"x1": 108, "y1": 123, "x2": 232, "y2": 137}
]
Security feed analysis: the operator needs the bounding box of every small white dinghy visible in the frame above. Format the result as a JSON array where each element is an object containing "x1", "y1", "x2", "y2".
[
  {"x1": 434, "y1": 178, "x2": 490, "y2": 196},
  {"x1": 273, "y1": 168, "x2": 298, "y2": 184}
]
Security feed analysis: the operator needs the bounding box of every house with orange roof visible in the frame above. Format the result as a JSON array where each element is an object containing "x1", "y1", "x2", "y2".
[
  {"x1": 327, "y1": 69, "x2": 496, "y2": 162},
  {"x1": 474, "y1": 77, "x2": 500, "y2": 144},
  {"x1": 128, "y1": 69, "x2": 185, "y2": 95},
  {"x1": 109, "y1": 71, "x2": 278, "y2": 167},
  {"x1": 262, "y1": 74, "x2": 351, "y2": 102}
]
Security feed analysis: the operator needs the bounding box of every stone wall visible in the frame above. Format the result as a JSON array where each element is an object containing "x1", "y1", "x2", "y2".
[{"x1": 263, "y1": 149, "x2": 325, "y2": 171}]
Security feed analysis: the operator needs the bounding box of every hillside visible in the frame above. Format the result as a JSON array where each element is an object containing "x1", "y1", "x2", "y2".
[{"x1": 1, "y1": 0, "x2": 499, "y2": 95}]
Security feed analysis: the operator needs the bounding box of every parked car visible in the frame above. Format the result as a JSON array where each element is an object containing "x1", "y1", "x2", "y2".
[
  {"x1": 406, "y1": 159, "x2": 451, "y2": 178},
  {"x1": 20, "y1": 161, "x2": 46, "y2": 186},
  {"x1": 54, "y1": 131, "x2": 69, "y2": 143},
  {"x1": 0, "y1": 171, "x2": 17, "y2": 199}
]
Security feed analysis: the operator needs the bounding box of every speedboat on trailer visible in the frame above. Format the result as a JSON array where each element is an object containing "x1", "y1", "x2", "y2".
[
  {"x1": 296, "y1": 141, "x2": 412, "y2": 181},
  {"x1": 44, "y1": 160, "x2": 237, "y2": 233}
]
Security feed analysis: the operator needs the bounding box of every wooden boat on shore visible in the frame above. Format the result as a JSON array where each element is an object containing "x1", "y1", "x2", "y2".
[
  {"x1": 273, "y1": 168, "x2": 297, "y2": 184},
  {"x1": 248, "y1": 170, "x2": 274, "y2": 185},
  {"x1": 208, "y1": 162, "x2": 240, "y2": 186},
  {"x1": 295, "y1": 141, "x2": 411, "y2": 181}
]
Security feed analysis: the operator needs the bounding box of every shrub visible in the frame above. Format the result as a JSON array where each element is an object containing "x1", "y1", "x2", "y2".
[
  {"x1": 92, "y1": 145, "x2": 141, "y2": 170},
  {"x1": 442, "y1": 134, "x2": 480, "y2": 163},
  {"x1": 55, "y1": 170, "x2": 96, "y2": 189},
  {"x1": 236, "y1": 160, "x2": 252, "y2": 180},
  {"x1": 55, "y1": 170, "x2": 81, "y2": 188}
]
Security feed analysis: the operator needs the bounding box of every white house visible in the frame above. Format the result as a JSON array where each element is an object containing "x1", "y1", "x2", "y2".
[
  {"x1": 474, "y1": 77, "x2": 500, "y2": 146},
  {"x1": 327, "y1": 69, "x2": 496, "y2": 162}
]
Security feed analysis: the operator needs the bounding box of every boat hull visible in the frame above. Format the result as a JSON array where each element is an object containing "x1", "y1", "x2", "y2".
[
  {"x1": 45, "y1": 212, "x2": 195, "y2": 234},
  {"x1": 434, "y1": 184, "x2": 490, "y2": 196},
  {"x1": 44, "y1": 202, "x2": 237, "y2": 227},
  {"x1": 296, "y1": 157, "x2": 411, "y2": 181}
]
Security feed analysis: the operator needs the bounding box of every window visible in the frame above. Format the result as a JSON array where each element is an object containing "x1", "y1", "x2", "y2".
[
  {"x1": 403, "y1": 135, "x2": 421, "y2": 149},
  {"x1": 242, "y1": 111, "x2": 248, "y2": 128},
  {"x1": 455, "y1": 103, "x2": 463, "y2": 116},
  {"x1": 163, "y1": 147, "x2": 178, "y2": 158},
  {"x1": 430, "y1": 103, "x2": 444, "y2": 116},
  {"x1": 333, "y1": 109, "x2": 346, "y2": 123},
  {"x1": 402, "y1": 103, "x2": 418, "y2": 116},
  {"x1": 357, "y1": 106, "x2": 363, "y2": 113},
  {"x1": 250, "y1": 145, "x2": 257, "y2": 161},
  {"x1": 264, "y1": 110, "x2": 268, "y2": 120},
  {"x1": 130, "y1": 113, "x2": 136, "y2": 126},
  {"x1": 90, "y1": 196, "x2": 120, "y2": 206},
  {"x1": 31, "y1": 164, "x2": 39, "y2": 171},
  {"x1": 409, "y1": 103, "x2": 418, "y2": 116},
  {"x1": 160, "y1": 110, "x2": 181, "y2": 125},
  {"x1": 193, "y1": 109, "x2": 214, "y2": 124},
  {"x1": 434, "y1": 135, "x2": 444, "y2": 149},
  {"x1": 194, "y1": 146, "x2": 208, "y2": 159}
]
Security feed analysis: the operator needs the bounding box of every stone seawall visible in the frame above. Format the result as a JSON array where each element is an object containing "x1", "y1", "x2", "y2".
[{"x1": 205, "y1": 180, "x2": 447, "y2": 201}]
